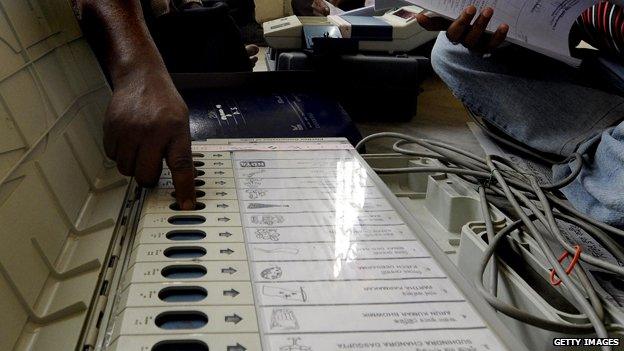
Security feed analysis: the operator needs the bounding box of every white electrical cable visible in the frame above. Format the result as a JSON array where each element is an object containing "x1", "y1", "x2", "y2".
[
  {"x1": 357, "y1": 132, "x2": 624, "y2": 351},
  {"x1": 479, "y1": 185, "x2": 499, "y2": 296}
]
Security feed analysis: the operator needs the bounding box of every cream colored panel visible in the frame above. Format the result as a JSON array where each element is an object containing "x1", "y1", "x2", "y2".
[
  {"x1": 83, "y1": 90, "x2": 110, "y2": 148},
  {"x1": 67, "y1": 39, "x2": 106, "y2": 90},
  {"x1": 0, "y1": 8, "x2": 26, "y2": 79},
  {"x1": 33, "y1": 50, "x2": 77, "y2": 116},
  {"x1": 16, "y1": 313, "x2": 85, "y2": 351},
  {"x1": 36, "y1": 0, "x2": 82, "y2": 42},
  {"x1": 0, "y1": 170, "x2": 67, "y2": 305},
  {"x1": 0, "y1": 101, "x2": 24, "y2": 153},
  {"x1": 0, "y1": 100, "x2": 26, "y2": 183},
  {"x1": 54, "y1": 44, "x2": 89, "y2": 96},
  {"x1": 0, "y1": 149, "x2": 24, "y2": 181},
  {"x1": 0, "y1": 69, "x2": 53, "y2": 144},
  {"x1": 37, "y1": 132, "x2": 90, "y2": 223},
  {"x1": 65, "y1": 109, "x2": 104, "y2": 182},
  {"x1": 0, "y1": 274, "x2": 28, "y2": 351},
  {"x1": 0, "y1": 1, "x2": 117, "y2": 351},
  {"x1": 1, "y1": 0, "x2": 54, "y2": 49}
]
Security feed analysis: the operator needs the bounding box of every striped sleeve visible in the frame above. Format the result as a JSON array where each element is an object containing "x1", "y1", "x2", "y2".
[{"x1": 576, "y1": 1, "x2": 624, "y2": 58}]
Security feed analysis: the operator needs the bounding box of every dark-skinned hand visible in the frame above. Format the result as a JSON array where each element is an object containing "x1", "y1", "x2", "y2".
[
  {"x1": 292, "y1": 0, "x2": 330, "y2": 16},
  {"x1": 104, "y1": 64, "x2": 197, "y2": 210},
  {"x1": 417, "y1": 6, "x2": 509, "y2": 53}
]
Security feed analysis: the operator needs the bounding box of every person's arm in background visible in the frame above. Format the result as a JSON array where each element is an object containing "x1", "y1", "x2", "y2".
[
  {"x1": 418, "y1": 1, "x2": 624, "y2": 57},
  {"x1": 329, "y1": 0, "x2": 365, "y2": 12},
  {"x1": 292, "y1": 0, "x2": 331, "y2": 16},
  {"x1": 72, "y1": 0, "x2": 196, "y2": 210},
  {"x1": 291, "y1": 0, "x2": 365, "y2": 16}
]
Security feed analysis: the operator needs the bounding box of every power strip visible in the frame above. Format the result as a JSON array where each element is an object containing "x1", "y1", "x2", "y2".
[{"x1": 363, "y1": 152, "x2": 624, "y2": 351}]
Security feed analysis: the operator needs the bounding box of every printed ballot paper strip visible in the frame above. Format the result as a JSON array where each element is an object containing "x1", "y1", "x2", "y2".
[{"x1": 231, "y1": 149, "x2": 508, "y2": 350}]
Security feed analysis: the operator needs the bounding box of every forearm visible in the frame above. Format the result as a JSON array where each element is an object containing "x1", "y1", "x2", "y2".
[
  {"x1": 73, "y1": 0, "x2": 167, "y2": 87},
  {"x1": 72, "y1": 1, "x2": 195, "y2": 209}
]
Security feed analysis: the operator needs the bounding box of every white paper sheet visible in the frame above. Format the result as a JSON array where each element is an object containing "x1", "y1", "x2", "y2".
[
  {"x1": 244, "y1": 224, "x2": 416, "y2": 243},
  {"x1": 230, "y1": 147, "x2": 508, "y2": 350},
  {"x1": 242, "y1": 198, "x2": 392, "y2": 213},
  {"x1": 248, "y1": 241, "x2": 429, "y2": 261},
  {"x1": 264, "y1": 329, "x2": 503, "y2": 350},
  {"x1": 259, "y1": 302, "x2": 485, "y2": 333},
  {"x1": 255, "y1": 279, "x2": 463, "y2": 305},
  {"x1": 403, "y1": 0, "x2": 598, "y2": 65}
]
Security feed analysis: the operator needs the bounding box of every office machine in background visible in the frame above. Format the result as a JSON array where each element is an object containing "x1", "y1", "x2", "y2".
[
  {"x1": 263, "y1": 6, "x2": 437, "y2": 53},
  {"x1": 262, "y1": 6, "x2": 438, "y2": 122}
]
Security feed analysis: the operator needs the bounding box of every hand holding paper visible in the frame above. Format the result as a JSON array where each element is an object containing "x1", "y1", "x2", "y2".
[
  {"x1": 417, "y1": 5, "x2": 509, "y2": 53},
  {"x1": 407, "y1": 0, "x2": 599, "y2": 65}
]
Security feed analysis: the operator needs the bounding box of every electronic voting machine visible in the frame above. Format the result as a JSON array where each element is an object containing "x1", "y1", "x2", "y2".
[{"x1": 0, "y1": 2, "x2": 526, "y2": 351}]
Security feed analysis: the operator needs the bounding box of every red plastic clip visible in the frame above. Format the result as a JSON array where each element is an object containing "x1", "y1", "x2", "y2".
[{"x1": 549, "y1": 245, "x2": 582, "y2": 286}]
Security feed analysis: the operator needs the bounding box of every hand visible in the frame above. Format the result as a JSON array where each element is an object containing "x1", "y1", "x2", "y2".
[
  {"x1": 246, "y1": 44, "x2": 259, "y2": 67},
  {"x1": 311, "y1": 0, "x2": 330, "y2": 16},
  {"x1": 329, "y1": 0, "x2": 365, "y2": 11},
  {"x1": 292, "y1": 0, "x2": 330, "y2": 16},
  {"x1": 104, "y1": 65, "x2": 196, "y2": 210},
  {"x1": 417, "y1": 6, "x2": 509, "y2": 53}
]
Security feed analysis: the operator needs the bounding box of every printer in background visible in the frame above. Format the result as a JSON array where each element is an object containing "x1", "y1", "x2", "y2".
[{"x1": 263, "y1": 6, "x2": 438, "y2": 53}]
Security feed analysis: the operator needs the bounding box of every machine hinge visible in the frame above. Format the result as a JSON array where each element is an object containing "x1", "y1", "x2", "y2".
[
  {"x1": 81, "y1": 222, "x2": 125, "y2": 350},
  {"x1": 82, "y1": 296, "x2": 108, "y2": 351},
  {"x1": 82, "y1": 253, "x2": 118, "y2": 350}
]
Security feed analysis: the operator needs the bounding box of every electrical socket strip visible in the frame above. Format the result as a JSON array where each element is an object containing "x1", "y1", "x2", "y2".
[{"x1": 363, "y1": 153, "x2": 617, "y2": 351}]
